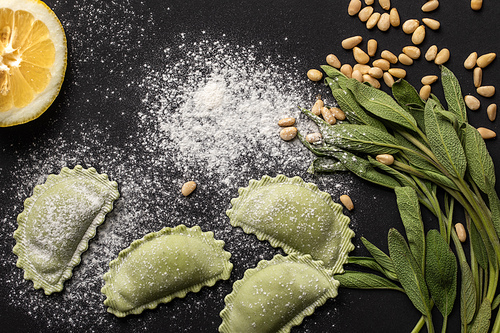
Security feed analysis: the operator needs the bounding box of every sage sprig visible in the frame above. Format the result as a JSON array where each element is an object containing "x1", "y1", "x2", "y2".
[{"x1": 296, "y1": 65, "x2": 500, "y2": 332}]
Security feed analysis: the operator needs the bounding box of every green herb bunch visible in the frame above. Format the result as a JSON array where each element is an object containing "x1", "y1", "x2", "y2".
[{"x1": 298, "y1": 65, "x2": 500, "y2": 333}]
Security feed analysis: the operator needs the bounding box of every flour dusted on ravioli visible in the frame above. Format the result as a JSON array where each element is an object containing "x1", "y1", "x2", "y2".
[
  {"x1": 13, "y1": 165, "x2": 120, "y2": 295},
  {"x1": 219, "y1": 254, "x2": 339, "y2": 333},
  {"x1": 227, "y1": 175, "x2": 354, "y2": 273},
  {"x1": 101, "y1": 224, "x2": 233, "y2": 317}
]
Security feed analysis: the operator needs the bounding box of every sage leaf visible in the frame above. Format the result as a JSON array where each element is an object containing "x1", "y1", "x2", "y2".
[
  {"x1": 346, "y1": 78, "x2": 419, "y2": 132},
  {"x1": 307, "y1": 157, "x2": 348, "y2": 174},
  {"x1": 368, "y1": 157, "x2": 416, "y2": 188},
  {"x1": 459, "y1": 260, "x2": 477, "y2": 325},
  {"x1": 392, "y1": 79, "x2": 425, "y2": 111},
  {"x1": 348, "y1": 256, "x2": 398, "y2": 281},
  {"x1": 388, "y1": 228, "x2": 431, "y2": 316},
  {"x1": 321, "y1": 149, "x2": 401, "y2": 189},
  {"x1": 470, "y1": 299, "x2": 491, "y2": 333},
  {"x1": 488, "y1": 188, "x2": 500, "y2": 238},
  {"x1": 425, "y1": 229, "x2": 457, "y2": 318},
  {"x1": 391, "y1": 80, "x2": 426, "y2": 130},
  {"x1": 395, "y1": 187, "x2": 426, "y2": 272},
  {"x1": 492, "y1": 294, "x2": 500, "y2": 311},
  {"x1": 331, "y1": 88, "x2": 387, "y2": 131},
  {"x1": 463, "y1": 123, "x2": 496, "y2": 194},
  {"x1": 319, "y1": 123, "x2": 401, "y2": 155},
  {"x1": 361, "y1": 237, "x2": 397, "y2": 275},
  {"x1": 424, "y1": 98, "x2": 467, "y2": 178},
  {"x1": 469, "y1": 222, "x2": 488, "y2": 270},
  {"x1": 334, "y1": 271, "x2": 404, "y2": 292},
  {"x1": 441, "y1": 66, "x2": 467, "y2": 124}
]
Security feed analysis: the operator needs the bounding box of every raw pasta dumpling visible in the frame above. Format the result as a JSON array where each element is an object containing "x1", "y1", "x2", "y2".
[
  {"x1": 13, "y1": 165, "x2": 120, "y2": 295},
  {"x1": 101, "y1": 224, "x2": 233, "y2": 317},
  {"x1": 227, "y1": 175, "x2": 354, "y2": 273},
  {"x1": 219, "y1": 254, "x2": 339, "y2": 333}
]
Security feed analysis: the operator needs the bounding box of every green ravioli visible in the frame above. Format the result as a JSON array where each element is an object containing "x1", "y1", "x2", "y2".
[
  {"x1": 219, "y1": 254, "x2": 339, "y2": 333},
  {"x1": 101, "y1": 225, "x2": 233, "y2": 317},
  {"x1": 13, "y1": 165, "x2": 120, "y2": 295},
  {"x1": 227, "y1": 175, "x2": 354, "y2": 273}
]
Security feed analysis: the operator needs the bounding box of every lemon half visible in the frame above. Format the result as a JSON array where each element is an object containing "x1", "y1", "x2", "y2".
[{"x1": 0, "y1": 0, "x2": 67, "y2": 127}]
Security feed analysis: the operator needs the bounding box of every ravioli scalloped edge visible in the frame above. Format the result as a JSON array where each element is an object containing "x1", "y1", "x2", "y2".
[
  {"x1": 101, "y1": 224, "x2": 233, "y2": 317},
  {"x1": 226, "y1": 174, "x2": 355, "y2": 273},
  {"x1": 13, "y1": 165, "x2": 120, "y2": 295},
  {"x1": 219, "y1": 253, "x2": 340, "y2": 333}
]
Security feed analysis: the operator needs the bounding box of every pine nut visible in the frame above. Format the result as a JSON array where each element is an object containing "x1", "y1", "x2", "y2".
[
  {"x1": 352, "y1": 69, "x2": 364, "y2": 82},
  {"x1": 388, "y1": 68, "x2": 407, "y2": 79},
  {"x1": 278, "y1": 117, "x2": 296, "y2": 127},
  {"x1": 342, "y1": 36, "x2": 363, "y2": 49},
  {"x1": 420, "y1": 85, "x2": 431, "y2": 100},
  {"x1": 373, "y1": 58, "x2": 391, "y2": 71},
  {"x1": 383, "y1": 72, "x2": 395, "y2": 87},
  {"x1": 403, "y1": 46, "x2": 421, "y2": 59},
  {"x1": 306, "y1": 132, "x2": 322, "y2": 143},
  {"x1": 365, "y1": 0, "x2": 374, "y2": 4},
  {"x1": 379, "y1": 0, "x2": 390, "y2": 10},
  {"x1": 363, "y1": 74, "x2": 381, "y2": 88},
  {"x1": 321, "y1": 107, "x2": 337, "y2": 125},
  {"x1": 331, "y1": 107, "x2": 346, "y2": 120},
  {"x1": 340, "y1": 194, "x2": 354, "y2": 211},
  {"x1": 326, "y1": 54, "x2": 341, "y2": 68},
  {"x1": 181, "y1": 181, "x2": 197, "y2": 197},
  {"x1": 471, "y1": 0, "x2": 483, "y2": 11},
  {"x1": 487, "y1": 104, "x2": 497, "y2": 121},
  {"x1": 381, "y1": 50, "x2": 398, "y2": 64},
  {"x1": 474, "y1": 67, "x2": 482, "y2": 88},
  {"x1": 464, "y1": 52, "x2": 478, "y2": 69},
  {"x1": 455, "y1": 223, "x2": 467, "y2": 242},
  {"x1": 402, "y1": 19, "x2": 419, "y2": 34},
  {"x1": 353, "y1": 47, "x2": 370, "y2": 64},
  {"x1": 412, "y1": 25, "x2": 426, "y2": 45},
  {"x1": 421, "y1": 75, "x2": 438, "y2": 85},
  {"x1": 353, "y1": 64, "x2": 371, "y2": 74},
  {"x1": 477, "y1": 127, "x2": 496, "y2": 139},
  {"x1": 312, "y1": 99, "x2": 324, "y2": 116},
  {"x1": 369, "y1": 67, "x2": 384, "y2": 79},
  {"x1": 390, "y1": 8, "x2": 400, "y2": 27},
  {"x1": 399, "y1": 53, "x2": 414, "y2": 66},
  {"x1": 348, "y1": 0, "x2": 362, "y2": 16},
  {"x1": 377, "y1": 13, "x2": 391, "y2": 31},
  {"x1": 464, "y1": 95, "x2": 480, "y2": 110},
  {"x1": 359, "y1": 6, "x2": 374, "y2": 22},
  {"x1": 280, "y1": 127, "x2": 298, "y2": 141},
  {"x1": 368, "y1": 39, "x2": 378, "y2": 57},
  {"x1": 422, "y1": 0, "x2": 439, "y2": 12},
  {"x1": 376, "y1": 154, "x2": 395, "y2": 165},
  {"x1": 366, "y1": 12, "x2": 381, "y2": 29},
  {"x1": 477, "y1": 86, "x2": 496, "y2": 98},
  {"x1": 307, "y1": 69, "x2": 323, "y2": 81},
  {"x1": 341, "y1": 64, "x2": 353, "y2": 78},
  {"x1": 422, "y1": 18, "x2": 440, "y2": 30},
  {"x1": 477, "y1": 53, "x2": 497, "y2": 68},
  {"x1": 434, "y1": 48, "x2": 450, "y2": 65},
  {"x1": 425, "y1": 45, "x2": 438, "y2": 61}
]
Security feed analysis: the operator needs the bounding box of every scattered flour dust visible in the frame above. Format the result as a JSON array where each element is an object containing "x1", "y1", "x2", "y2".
[
  {"x1": 138, "y1": 39, "x2": 323, "y2": 187},
  {"x1": 0, "y1": 36, "x2": 354, "y2": 332}
]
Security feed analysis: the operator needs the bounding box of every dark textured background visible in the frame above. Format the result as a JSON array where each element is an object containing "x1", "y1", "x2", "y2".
[{"x1": 0, "y1": 1, "x2": 499, "y2": 332}]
